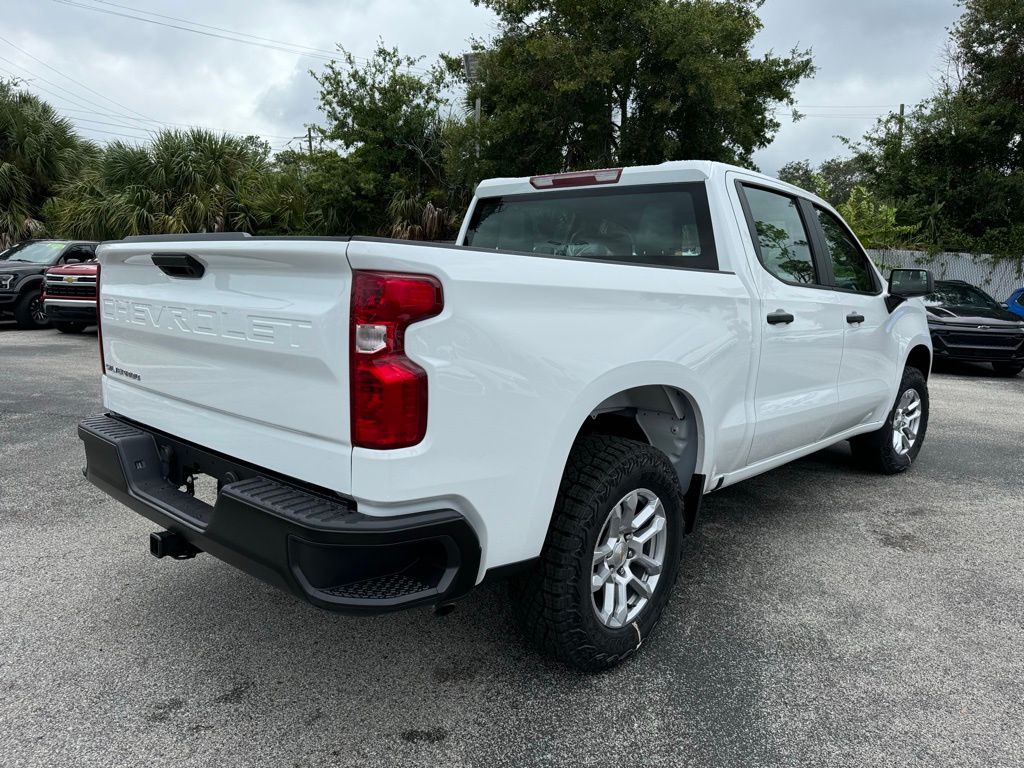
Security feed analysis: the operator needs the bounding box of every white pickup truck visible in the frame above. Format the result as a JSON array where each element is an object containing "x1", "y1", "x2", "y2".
[{"x1": 79, "y1": 161, "x2": 935, "y2": 671}]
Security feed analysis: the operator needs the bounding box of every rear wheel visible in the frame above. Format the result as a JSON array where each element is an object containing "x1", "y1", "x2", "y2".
[
  {"x1": 53, "y1": 321, "x2": 87, "y2": 334},
  {"x1": 849, "y1": 366, "x2": 929, "y2": 474},
  {"x1": 510, "y1": 435, "x2": 684, "y2": 672},
  {"x1": 13, "y1": 288, "x2": 50, "y2": 329},
  {"x1": 992, "y1": 362, "x2": 1024, "y2": 377}
]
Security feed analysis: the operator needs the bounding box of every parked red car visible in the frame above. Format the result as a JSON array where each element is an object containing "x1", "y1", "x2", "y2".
[{"x1": 42, "y1": 260, "x2": 98, "y2": 333}]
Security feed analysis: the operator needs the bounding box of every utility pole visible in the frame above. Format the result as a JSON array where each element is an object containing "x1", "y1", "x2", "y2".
[
  {"x1": 307, "y1": 126, "x2": 313, "y2": 155},
  {"x1": 897, "y1": 103, "x2": 906, "y2": 149},
  {"x1": 463, "y1": 52, "x2": 483, "y2": 159}
]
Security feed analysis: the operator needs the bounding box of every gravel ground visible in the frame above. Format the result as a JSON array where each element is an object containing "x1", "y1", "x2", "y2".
[{"x1": 1, "y1": 323, "x2": 1022, "y2": 768}]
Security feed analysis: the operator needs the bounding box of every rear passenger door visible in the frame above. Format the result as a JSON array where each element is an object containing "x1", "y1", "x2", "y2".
[
  {"x1": 809, "y1": 206, "x2": 897, "y2": 430},
  {"x1": 736, "y1": 183, "x2": 846, "y2": 465}
]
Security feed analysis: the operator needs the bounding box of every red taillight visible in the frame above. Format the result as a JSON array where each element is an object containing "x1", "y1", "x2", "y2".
[
  {"x1": 529, "y1": 168, "x2": 622, "y2": 189},
  {"x1": 96, "y1": 262, "x2": 105, "y2": 375},
  {"x1": 350, "y1": 271, "x2": 443, "y2": 449}
]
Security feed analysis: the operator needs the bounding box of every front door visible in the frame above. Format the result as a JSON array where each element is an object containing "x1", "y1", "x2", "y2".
[{"x1": 810, "y1": 205, "x2": 898, "y2": 431}]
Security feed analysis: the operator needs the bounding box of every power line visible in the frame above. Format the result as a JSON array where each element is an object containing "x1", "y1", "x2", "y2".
[
  {"x1": 88, "y1": 0, "x2": 348, "y2": 59},
  {"x1": 0, "y1": 64, "x2": 145, "y2": 122},
  {"x1": 0, "y1": 53, "x2": 153, "y2": 124},
  {"x1": 73, "y1": 125, "x2": 154, "y2": 140},
  {"x1": 1, "y1": 58, "x2": 298, "y2": 143},
  {"x1": 794, "y1": 104, "x2": 901, "y2": 109},
  {"x1": 67, "y1": 115, "x2": 156, "y2": 133},
  {"x1": 0, "y1": 32, "x2": 155, "y2": 121},
  {"x1": 56, "y1": 107, "x2": 296, "y2": 140},
  {"x1": 51, "y1": 0, "x2": 432, "y2": 74}
]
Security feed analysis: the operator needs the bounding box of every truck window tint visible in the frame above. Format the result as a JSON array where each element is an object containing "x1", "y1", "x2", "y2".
[
  {"x1": 742, "y1": 187, "x2": 817, "y2": 285},
  {"x1": 815, "y1": 208, "x2": 877, "y2": 293},
  {"x1": 464, "y1": 183, "x2": 718, "y2": 271}
]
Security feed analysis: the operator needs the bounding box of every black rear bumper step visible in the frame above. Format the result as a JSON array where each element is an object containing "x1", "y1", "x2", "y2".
[{"x1": 78, "y1": 414, "x2": 481, "y2": 614}]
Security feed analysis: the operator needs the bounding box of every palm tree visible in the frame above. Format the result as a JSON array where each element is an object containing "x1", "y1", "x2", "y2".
[
  {"x1": 48, "y1": 129, "x2": 304, "y2": 239},
  {"x1": 0, "y1": 79, "x2": 93, "y2": 248}
]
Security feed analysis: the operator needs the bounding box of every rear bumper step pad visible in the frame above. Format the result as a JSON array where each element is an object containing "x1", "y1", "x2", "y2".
[{"x1": 78, "y1": 414, "x2": 480, "y2": 614}]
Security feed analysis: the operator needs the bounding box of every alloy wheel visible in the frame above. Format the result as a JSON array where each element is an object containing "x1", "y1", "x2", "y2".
[{"x1": 591, "y1": 488, "x2": 668, "y2": 628}]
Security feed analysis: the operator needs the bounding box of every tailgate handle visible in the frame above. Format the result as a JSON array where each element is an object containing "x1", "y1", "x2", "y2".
[{"x1": 152, "y1": 253, "x2": 205, "y2": 279}]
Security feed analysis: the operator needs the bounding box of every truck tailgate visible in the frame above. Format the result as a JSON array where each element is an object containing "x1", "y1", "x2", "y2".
[{"x1": 97, "y1": 238, "x2": 353, "y2": 494}]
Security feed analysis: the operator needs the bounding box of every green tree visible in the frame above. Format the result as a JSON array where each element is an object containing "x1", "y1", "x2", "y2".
[
  {"x1": 777, "y1": 156, "x2": 866, "y2": 206},
  {"x1": 835, "y1": 0, "x2": 1024, "y2": 256},
  {"x1": 0, "y1": 79, "x2": 94, "y2": 248},
  {"x1": 837, "y1": 186, "x2": 921, "y2": 250},
  {"x1": 47, "y1": 129, "x2": 300, "y2": 239},
  {"x1": 463, "y1": 0, "x2": 814, "y2": 175},
  {"x1": 311, "y1": 44, "x2": 464, "y2": 236}
]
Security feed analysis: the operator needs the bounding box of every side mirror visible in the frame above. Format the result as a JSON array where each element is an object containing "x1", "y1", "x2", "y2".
[
  {"x1": 886, "y1": 268, "x2": 934, "y2": 312},
  {"x1": 1000, "y1": 302, "x2": 1009, "y2": 309}
]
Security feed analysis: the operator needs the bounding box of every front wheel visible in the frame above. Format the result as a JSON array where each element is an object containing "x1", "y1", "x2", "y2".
[
  {"x1": 992, "y1": 362, "x2": 1024, "y2": 377},
  {"x1": 510, "y1": 435, "x2": 684, "y2": 672},
  {"x1": 850, "y1": 366, "x2": 929, "y2": 474},
  {"x1": 13, "y1": 289, "x2": 50, "y2": 329}
]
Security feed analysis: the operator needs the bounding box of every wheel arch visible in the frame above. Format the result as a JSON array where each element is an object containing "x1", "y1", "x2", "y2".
[
  {"x1": 541, "y1": 363, "x2": 714, "y2": 498},
  {"x1": 578, "y1": 383, "x2": 706, "y2": 496},
  {"x1": 17, "y1": 274, "x2": 44, "y2": 293},
  {"x1": 904, "y1": 343, "x2": 932, "y2": 380}
]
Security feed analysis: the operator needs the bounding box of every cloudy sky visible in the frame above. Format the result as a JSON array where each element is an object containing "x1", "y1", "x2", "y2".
[{"x1": 0, "y1": 0, "x2": 963, "y2": 174}]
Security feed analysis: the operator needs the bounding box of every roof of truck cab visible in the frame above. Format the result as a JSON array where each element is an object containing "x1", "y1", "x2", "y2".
[{"x1": 473, "y1": 160, "x2": 823, "y2": 204}]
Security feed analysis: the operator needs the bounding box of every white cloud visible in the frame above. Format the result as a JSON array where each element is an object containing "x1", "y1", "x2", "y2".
[{"x1": 0, "y1": 0, "x2": 962, "y2": 169}]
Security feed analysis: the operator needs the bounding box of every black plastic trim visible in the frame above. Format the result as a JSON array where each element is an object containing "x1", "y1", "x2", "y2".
[
  {"x1": 78, "y1": 414, "x2": 481, "y2": 614},
  {"x1": 117, "y1": 233, "x2": 352, "y2": 243},
  {"x1": 683, "y1": 473, "x2": 706, "y2": 534},
  {"x1": 42, "y1": 301, "x2": 97, "y2": 323},
  {"x1": 152, "y1": 253, "x2": 206, "y2": 279},
  {"x1": 482, "y1": 558, "x2": 541, "y2": 584}
]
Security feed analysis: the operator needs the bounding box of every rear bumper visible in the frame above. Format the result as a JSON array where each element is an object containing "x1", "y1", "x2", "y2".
[
  {"x1": 78, "y1": 413, "x2": 481, "y2": 614},
  {"x1": 44, "y1": 298, "x2": 97, "y2": 323}
]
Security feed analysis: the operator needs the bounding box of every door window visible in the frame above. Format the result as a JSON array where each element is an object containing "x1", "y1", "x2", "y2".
[
  {"x1": 740, "y1": 187, "x2": 818, "y2": 285},
  {"x1": 814, "y1": 208, "x2": 878, "y2": 293}
]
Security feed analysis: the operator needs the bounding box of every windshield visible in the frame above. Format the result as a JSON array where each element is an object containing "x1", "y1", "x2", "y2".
[
  {"x1": 925, "y1": 282, "x2": 1002, "y2": 311},
  {"x1": 0, "y1": 241, "x2": 68, "y2": 264}
]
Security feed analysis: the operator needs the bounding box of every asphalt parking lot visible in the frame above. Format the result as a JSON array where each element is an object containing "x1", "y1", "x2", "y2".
[{"x1": 1, "y1": 324, "x2": 1022, "y2": 768}]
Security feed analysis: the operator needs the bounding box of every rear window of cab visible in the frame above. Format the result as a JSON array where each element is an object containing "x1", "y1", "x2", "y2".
[{"x1": 464, "y1": 182, "x2": 719, "y2": 271}]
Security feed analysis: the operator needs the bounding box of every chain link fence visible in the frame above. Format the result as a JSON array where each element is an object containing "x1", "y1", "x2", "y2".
[{"x1": 868, "y1": 249, "x2": 1024, "y2": 301}]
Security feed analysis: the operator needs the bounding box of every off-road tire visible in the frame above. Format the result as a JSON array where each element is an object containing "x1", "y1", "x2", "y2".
[
  {"x1": 13, "y1": 288, "x2": 50, "y2": 329},
  {"x1": 510, "y1": 435, "x2": 684, "y2": 672},
  {"x1": 849, "y1": 366, "x2": 929, "y2": 474}
]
